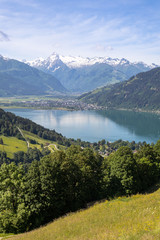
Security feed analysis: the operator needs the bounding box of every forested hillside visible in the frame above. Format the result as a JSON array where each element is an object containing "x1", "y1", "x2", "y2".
[
  {"x1": 80, "y1": 67, "x2": 160, "y2": 111},
  {"x1": 0, "y1": 108, "x2": 72, "y2": 146},
  {"x1": 0, "y1": 109, "x2": 160, "y2": 234},
  {"x1": 1, "y1": 143, "x2": 160, "y2": 234}
]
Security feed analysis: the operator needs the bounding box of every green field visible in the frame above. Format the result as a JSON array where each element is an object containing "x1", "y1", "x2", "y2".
[
  {"x1": 0, "y1": 136, "x2": 28, "y2": 158},
  {"x1": 7, "y1": 186, "x2": 160, "y2": 240},
  {"x1": 23, "y1": 131, "x2": 61, "y2": 150},
  {"x1": 0, "y1": 130, "x2": 60, "y2": 158}
]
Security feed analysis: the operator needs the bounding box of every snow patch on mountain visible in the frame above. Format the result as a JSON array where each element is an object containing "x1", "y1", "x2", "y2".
[
  {"x1": 0, "y1": 55, "x2": 9, "y2": 61},
  {"x1": 26, "y1": 57, "x2": 45, "y2": 67},
  {"x1": 52, "y1": 66, "x2": 61, "y2": 72},
  {"x1": 26, "y1": 52, "x2": 158, "y2": 70}
]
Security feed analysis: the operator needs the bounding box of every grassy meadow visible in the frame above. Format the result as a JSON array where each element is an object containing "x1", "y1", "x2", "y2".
[
  {"x1": 0, "y1": 130, "x2": 59, "y2": 158},
  {"x1": 23, "y1": 131, "x2": 61, "y2": 150},
  {"x1": 0, "y1": 136, "x2": 28, "y2": 158},
  {"x1": 6, "y1": 187, "x2": 160, "y2": 240}
]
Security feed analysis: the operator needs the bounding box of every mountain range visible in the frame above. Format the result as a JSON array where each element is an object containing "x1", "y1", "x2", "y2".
[
  {"x1": 26, "y1": 52, "x2": 158, "y2": 93},
  {"x1": 79, "y1": 67, "x2": 160, "y2": 111},
  {"x1": 0, "y1": 55, "x2": 66, "y2": 96},
  {"x1": 0, "y1": 52, "x2": 159, "y2": 103}
]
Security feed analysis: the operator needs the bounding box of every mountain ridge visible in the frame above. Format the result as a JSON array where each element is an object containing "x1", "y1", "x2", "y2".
[
  {"x1": 25, "y1": 52, "x2": 158, "y2": 93},
  {"x1": 27, "y1": 52, "x2": 158, "y2": 69},
  {"x1": 0, "y1": 55, "x2": 67, "y2": 96},
  {"x1": 79, "y1": 67, "x2": 160, "y2": 111}
]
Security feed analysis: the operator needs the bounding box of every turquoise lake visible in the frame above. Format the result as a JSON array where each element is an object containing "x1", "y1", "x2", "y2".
[{"x1": 4, "y1": 108, "x2": 160, "y2": 143}]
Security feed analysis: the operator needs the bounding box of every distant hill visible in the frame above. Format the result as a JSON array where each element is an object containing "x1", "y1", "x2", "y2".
[
  {"x1": 0, "y1": 55, "x2": 67, "y2": 96},
  {"x1": 80, "y1": 67, "x2": 160, "y2": 111},
  {"x1": 26, "y1": 52, "x2": 157, "y2": 93}
]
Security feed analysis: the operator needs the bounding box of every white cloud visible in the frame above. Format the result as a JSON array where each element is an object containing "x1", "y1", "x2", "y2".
[
  {"x1": 95, "y1": 44, "x2": 114, "y2": 52},
  {"x1": 0, "y1": 0, "x2": 160, "y2": 64}
]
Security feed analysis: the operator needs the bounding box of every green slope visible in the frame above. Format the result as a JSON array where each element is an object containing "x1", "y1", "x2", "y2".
[
  {"x1": 80, "y1": 67, "x2": 160, "y2": 111},
  {"x1": 0, "y1": 56, "x2": 67, "y2": 96},
  {"x1": 52, "y1": 63, "x2": 127, "y2": 92},
  {"x1": 0, "y1": 108, "x2": 71, "y2": 147},
  {"x1": 8, "y1": 186, "x2": 160, "y2": 240},
  {"x1": 0, "y1": 131, "x2": 60, "y2": 159},
  {"x1": 0, "y1": 135, "x2": 28, "y2": 158},
  {"x1": 0, "y1": 108, "x2": 160, "y2": 238}
]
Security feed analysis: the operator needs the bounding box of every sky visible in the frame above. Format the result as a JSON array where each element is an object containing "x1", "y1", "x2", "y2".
[{"x1": 0, "y1": 0, "x2": 160, "y2": 64}]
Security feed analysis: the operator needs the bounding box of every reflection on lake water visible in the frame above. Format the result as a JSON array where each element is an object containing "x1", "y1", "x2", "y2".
[{"x1": 4, "y1": 108, "x2": 160, "y2": 143}]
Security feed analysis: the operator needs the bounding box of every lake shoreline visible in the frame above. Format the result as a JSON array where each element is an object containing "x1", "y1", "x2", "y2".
[
  {"x1": 1, "y1": 105, "x2": 160, "y2": 115},
  {"x1": 4, "y1": 108, "x2": 160, "y2": 144},
  {"x1": 115, "y1": 107, "x2": 160, "y2": 115}
]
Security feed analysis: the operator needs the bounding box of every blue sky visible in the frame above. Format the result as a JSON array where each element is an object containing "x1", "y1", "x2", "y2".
[{"x1": 0, "y1": 0, "x2": 160, "y2": 64}]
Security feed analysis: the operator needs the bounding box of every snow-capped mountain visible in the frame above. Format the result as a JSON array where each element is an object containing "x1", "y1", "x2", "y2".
[
  {"x1": 25, "y1": 53, "x2": 159, "y2": 93},
  {"x1": 0, "y1": 54, "x2": 9, "y2": 61},
  {"x1": 27, "y1": 52, "x2": 157, "y2": 69}
]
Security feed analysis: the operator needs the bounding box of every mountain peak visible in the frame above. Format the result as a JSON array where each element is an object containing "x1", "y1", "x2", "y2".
[
  {"x1": 27, "y1": 57, "x2": 45, "y2": 67},
  {"x1": 47, "y1": 52, "x2": 60, "y2": 64},
  {"x1": 25, "y1": 53, "x2": 158, "y2": 70},
  {"x1": 0, "y1": 54, "x2": 8, "y2": 61},
  {"x1": 49, "y1": 52, "x2": 59, "y2": 58},
  {"x1": 24, "y1": 53, "x2": 159, "y2": 93}
]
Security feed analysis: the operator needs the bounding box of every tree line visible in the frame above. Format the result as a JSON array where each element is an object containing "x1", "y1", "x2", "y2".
[
  {"x1": 0, "y1": 140, "x2": 160, "y2": 233},
  {"x1": 0, "y1": 108, "x2": 143, "y2": 154}
]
